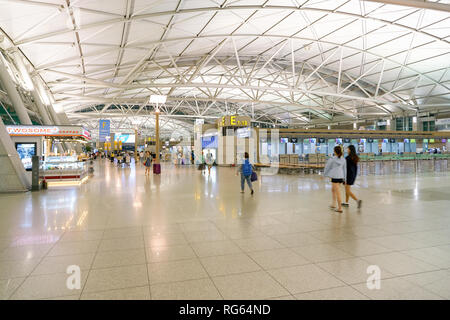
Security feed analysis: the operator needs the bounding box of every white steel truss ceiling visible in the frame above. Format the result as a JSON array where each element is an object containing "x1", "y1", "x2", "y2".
[{"x1": 0, "y1": 0, "x2": 449, "y2": 136}]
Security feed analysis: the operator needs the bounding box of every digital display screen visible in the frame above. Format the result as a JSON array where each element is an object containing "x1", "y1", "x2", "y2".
[
  {"x1": 383, "y1": 139, "x2": 389, "y2": 143},
  {"x1": 318, "y1": 138, "x2": 326, "y2": 144},
  {"x1": 359, "y1": 139, "x2": 366, "y2": 143},
  {"x1": 343, "y1": 138, "x2": 351, "y2": 143},
  {"x1": 442, "y1": 139, "x2": 447, "y2": 143},
  {"x1": 115, "y1": 134, "x2": 135, "y2": 143},
  {"x1": 309, "y1": 138, "x2": 316, "y2": 144},
  {"x1": 280, "y1": 138, "x2": 289, "y2": 143},
  {"x1": 335, "y1": 138, "x2": 343, "y2": 145},
  {"x1": 367, "y1": 138, "x2": 374, "y2": 143},
  {"x1": 389, "y1": 138, "x2": 396, "y2": 143},
  {"x1": 411, "y1": 139, "x2": 416, "y2": 143},
  {"x1": 429, "y1": 139, "x2": 435, "y2": 143},
  {"x1": 15, "y1": 142, "x2": 36, "y2": 171},
  {"x1": 404, "y1": 139, "x2": 410, "y2": 143},
  {"x1": 290, "y1": 138, "x2": 298, "y2": 143}
]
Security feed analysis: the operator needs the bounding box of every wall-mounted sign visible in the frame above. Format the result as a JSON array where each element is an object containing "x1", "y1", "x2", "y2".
[
  {"x1": 318, "y1": 138, "x2": 326, "y2": 144},
  {"x1": 367, "y1": 138, "x2": 374, "y2": 143},
  {"x1": 435, "y1": 118, "x2": 450, "y2": 125},
  {"x1": 377, "y1": 121, "x2": 387, "y2": 126},
  {"x1": 202, "y1": 136, "x2": 218, "y2": 148},
  {"x1": 290, "y1": 138, "x2": 298, "y2": 143},
  {"x1": 389, "y1": 138, "x2": 396, "y2": 143},
  {"x1": 343, "y1": 138, "x2": 351, "y2": 143},
  {"x1": 6, "y1": 125, "x2": 91, "y2": 140},
  {"x1": 218, "y1": 115, "x2": 251, "y2": 127},
  {"x1": 236, "y1": 127, "x2": 251, "y2": 138}
]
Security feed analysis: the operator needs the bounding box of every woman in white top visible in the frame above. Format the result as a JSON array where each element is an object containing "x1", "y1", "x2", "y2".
[
  {"x1": 205, "y1": 151, "x2": 214, "y2": 175},
  {"x1": 324, "y1": 146, "x2": 347, "y2": 213}
]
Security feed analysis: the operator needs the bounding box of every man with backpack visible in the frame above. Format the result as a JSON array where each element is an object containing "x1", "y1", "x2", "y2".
[{"x1": 236, "y1": 152, "x2": 256, "y2": 195}]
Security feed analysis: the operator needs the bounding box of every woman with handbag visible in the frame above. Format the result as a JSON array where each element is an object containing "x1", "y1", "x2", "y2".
[
  {"x1": 143, "y1": 151, "x2": 152, "y2": 176},
  {"x1": 342, "y1": 145, "x2": 362, "y2": 209},
  {"x1": 236, "y1": 152, "x2": 256, "y2": 195}
]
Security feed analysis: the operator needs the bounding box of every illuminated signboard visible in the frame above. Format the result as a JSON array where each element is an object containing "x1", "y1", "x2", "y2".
[
  {"x1": 99, "y1": 120, "x2": 110, "y2": 142},
  {"x1": 6, "y1": 125, "x2": 91, "y2": 140},
  {"x1": 115, "y1": 134, "x2": 135, "y2": 143},
  {"x1": 218, "y1": 115, "x2": 251, "y2": 127}
]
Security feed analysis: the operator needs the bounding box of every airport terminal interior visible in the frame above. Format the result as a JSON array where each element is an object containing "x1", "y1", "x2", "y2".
[{"x1": 0, "y1": 0, "x2": 450, "y2": 301}]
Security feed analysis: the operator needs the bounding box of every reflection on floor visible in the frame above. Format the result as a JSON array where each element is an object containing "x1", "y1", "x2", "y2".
[{"x1": 0, "y1": 160, "x2": 450, "y2": 300}]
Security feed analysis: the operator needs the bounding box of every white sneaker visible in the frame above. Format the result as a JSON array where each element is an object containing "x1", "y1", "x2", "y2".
[{"x1": 240, "y1": 190, "x2": 244, "y2": 193}]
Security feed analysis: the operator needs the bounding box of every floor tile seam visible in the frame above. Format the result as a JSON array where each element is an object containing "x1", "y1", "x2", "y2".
[
  {"x1": 228, "y1": 228, "x2": 289, "y2": 252},
  {"x1": 2, "y1": 277, "x2": 26, "y2": 300},
  {"x1": 348, "y1": 274, "x2": 448, "y2": 300},
  {"x1": 79, "y1": 284, "x2": 151, "y2": 299},
  {"x1": 7, "y1": 232, "x2": 65, "y2": 300},
  {"x1": 312, "y1": 261, "x2": 362, "y2": 288},
  {"x1": 79, "y1": 229, "x2": 106, "y2": 299},
  {"x1": 356, "y1": 248, "x2": 447, "y2": 271},
  {"x1": 186, "y1": 238, "x2": 225, "y2": 300},
  {"x1": 293, "y1": 284, "x2": 372, "y2": 300},
  {"x1": 242, "y1": 250, "x2": 299, "y2": 297},
  {"x1": 142, "y1": 225, "x2": 152, "y2": 300},
  {"x1": 391, "y1": 269, "x2": 450, "y2": 300}
]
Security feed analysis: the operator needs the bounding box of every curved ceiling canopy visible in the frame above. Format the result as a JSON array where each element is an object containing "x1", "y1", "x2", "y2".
[{"x1": 0, "y1": 0, "x2": 449, "y2": 135}]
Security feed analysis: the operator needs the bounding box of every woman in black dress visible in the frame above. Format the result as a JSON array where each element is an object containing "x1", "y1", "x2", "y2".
[{"x1": 342, "y1": 145, "x2": 362, "y2": 208}]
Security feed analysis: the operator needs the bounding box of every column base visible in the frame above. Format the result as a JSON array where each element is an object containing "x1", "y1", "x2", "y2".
[{"x1": 153, "y1": 163, "x2": 161, "y2": 174}]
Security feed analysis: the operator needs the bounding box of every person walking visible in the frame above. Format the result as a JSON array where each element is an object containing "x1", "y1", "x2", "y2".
[
  {"x1": 143, "y1": 151, "x2": 152, "y2": 176},
  {"x1": 237, "y1": 152, "x2": 255, "y2": 195},
  {"x1": 324, "y1": 146, "x2": 346, "y2": 213},
  {"x1": 205, "y1": 150, "x2": 214, "y2": 175},
  {"x1": 342, "y1": 145, "x2": 362, "y2": 208}
]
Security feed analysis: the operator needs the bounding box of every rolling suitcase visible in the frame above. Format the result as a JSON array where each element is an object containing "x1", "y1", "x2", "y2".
[{"x1": 153, "y1": 163, "x2": 161, "y2": 174}]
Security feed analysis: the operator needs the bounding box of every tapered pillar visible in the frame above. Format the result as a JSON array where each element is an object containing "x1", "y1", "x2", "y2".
[
  {"x1": 31, "y1": 76, "x2": 52, "y2": 125},
  {"x1": 153, "y1": 111, "x2": 161, "y2": 174},
  {"x1": 0, "y1": 56, "x2": 32, "y2": 125},
  {"x1": 134, "y1": 128, "x2": 138, "y2": 162}
]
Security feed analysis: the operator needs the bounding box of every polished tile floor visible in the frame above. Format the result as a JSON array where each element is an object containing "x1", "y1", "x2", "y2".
[{"x1": 1, "y1": 159, "x2": 450, "y2": 300}]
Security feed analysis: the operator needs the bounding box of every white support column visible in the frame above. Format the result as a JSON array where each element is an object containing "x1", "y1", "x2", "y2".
[
  {"x1": 0, "y1": 117, "x2": 31, "y2": 192},
  {"x1": 31, "y1": 76, "x2": 52, "y2": 125},
  {"x1": 0, "y1": 56, "x2": 32, "y2": 125}
]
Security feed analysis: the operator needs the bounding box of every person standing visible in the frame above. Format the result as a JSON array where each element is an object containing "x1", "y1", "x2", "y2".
[
  {"x1": 342, "y1": 145, "x2": 362, "y2": 208},
  {"x1": 143, "y1": 151, "x2": 152, "y2": 176},
  {"x1": 324, "y1": 146, "x2": 346, "y2": 213},
  {"x1": 237, "y1": 152, "x2": 255, "y2": 195}
]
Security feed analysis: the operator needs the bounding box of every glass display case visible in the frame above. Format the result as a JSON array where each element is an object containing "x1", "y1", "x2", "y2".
[{"x1": 40, "y1": 156, "x2": 88, "y2": 181}]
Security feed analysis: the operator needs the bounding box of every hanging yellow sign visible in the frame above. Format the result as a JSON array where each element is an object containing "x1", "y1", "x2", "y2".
[{"x1": 218, "y1": 115, "x2": 251, "y2": 127}]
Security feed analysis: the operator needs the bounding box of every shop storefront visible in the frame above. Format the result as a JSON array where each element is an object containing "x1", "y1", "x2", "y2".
[{"x1": 6, "y1": 125, "x2": 92, "y2": 185}]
